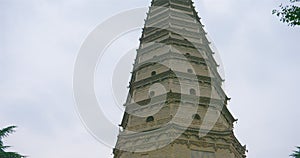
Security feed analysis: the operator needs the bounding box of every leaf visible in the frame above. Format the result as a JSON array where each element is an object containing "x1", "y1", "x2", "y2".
[
  {"x1": 0, "y1": 126, "x2": 26, "y2": 158},
  {"x1": 0, "y1": 126, "x2": 17, "y2": 140},
  {"x1": 0, "y1": 151, "x2": 26, "y2": 158}
]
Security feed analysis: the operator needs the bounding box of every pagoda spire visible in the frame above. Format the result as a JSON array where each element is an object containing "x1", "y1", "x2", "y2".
[{"x1": 113, "y1": 0, "x2": 246, "y2": 157}]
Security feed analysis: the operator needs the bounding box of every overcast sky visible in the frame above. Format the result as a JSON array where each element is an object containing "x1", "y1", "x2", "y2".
[{"x1": 1, "y1": 0, "x2": 300, "y2": 158}]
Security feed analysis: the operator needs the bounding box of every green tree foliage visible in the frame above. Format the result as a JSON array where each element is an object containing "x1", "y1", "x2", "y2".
[
  {"x1": 273, "y1": 0, "x2": 300, "y2": 26},
  {"x1": 290, "y1": 146, "x2": 300, "y2": 158},
  {"x1": 0, "y1": 126, "x2": 25, "y2": 158}
]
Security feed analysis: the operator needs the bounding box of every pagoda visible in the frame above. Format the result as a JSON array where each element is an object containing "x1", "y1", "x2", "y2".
[{"x1": 113, "y1": 0, "x2": 246, "y2": 157}]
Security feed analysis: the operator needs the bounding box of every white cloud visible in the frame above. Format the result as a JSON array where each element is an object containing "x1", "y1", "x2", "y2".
[
  {"x1": 201, "y1": 0, "x2": 237, "y2": 15},
  {"x1": 1, "y1": 0, "x2": 300, "y2": 158}
]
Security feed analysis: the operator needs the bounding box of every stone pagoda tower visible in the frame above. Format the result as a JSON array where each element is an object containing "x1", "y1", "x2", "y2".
[{"x1": 113, "y1": 0, "x2": 246, "y2": 157}]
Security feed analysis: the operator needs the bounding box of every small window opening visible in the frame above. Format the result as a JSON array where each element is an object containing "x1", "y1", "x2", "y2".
[
  {"x1": 149, "y1": 91, "x2": 155, "y2": 97},
  {"x1": 187, "y1": 69, "x2": 193, "y2": 73},
  {"x1": 190, "y1": 88, "x2": 196, "y2": 95},
  {"x1": 146, "y1": 116, "x2": 154, "y2": 122},
  {"x1": 151, "y1": 71, "x2": 156, "y2": 76},
  {"x1": 192, "y1": 114, "x2": 201, "y2": 120}
]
